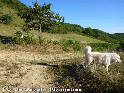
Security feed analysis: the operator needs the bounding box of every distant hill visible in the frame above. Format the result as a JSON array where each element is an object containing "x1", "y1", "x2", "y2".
[
  {"x1": 49, "y1": 23, "x2": 123, "y2": 43},
  {"x1": 112, "y1": 33, "x2": 124, "y2": 42},
  {"x1": 114, "y1": 33, "x2": 124, "y2": 36}
]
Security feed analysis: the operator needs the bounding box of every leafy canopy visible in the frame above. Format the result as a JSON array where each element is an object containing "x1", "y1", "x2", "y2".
[{"x1": 21, "y1": 1, "x2": 64, "y2": 33}]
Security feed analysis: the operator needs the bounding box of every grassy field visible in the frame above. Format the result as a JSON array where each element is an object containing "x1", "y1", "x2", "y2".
[
  {"x1": 0, "y1": 27, "x2": 105, "y2": 44},
  {"x1": 42, "y1": 32, "x2": 105, "y2": 43}
]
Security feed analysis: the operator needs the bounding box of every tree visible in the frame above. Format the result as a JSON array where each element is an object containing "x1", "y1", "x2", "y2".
[{"x1": 21, "y1": 1, "x2": 64, "y2": 39}]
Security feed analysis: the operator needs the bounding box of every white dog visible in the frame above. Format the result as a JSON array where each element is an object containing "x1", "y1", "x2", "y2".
[{"x1": 83, "y1": 46, "x2": 121, "y2": 71}]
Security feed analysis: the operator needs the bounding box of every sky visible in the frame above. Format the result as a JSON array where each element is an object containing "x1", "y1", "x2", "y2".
[{"x1": 19, "y1": 0, "x2": 124, "y2": 34}]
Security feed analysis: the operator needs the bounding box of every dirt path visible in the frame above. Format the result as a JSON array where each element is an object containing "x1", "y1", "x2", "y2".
[{"x1": 0, "y1": 50, "x2": 83, "y2": 93}]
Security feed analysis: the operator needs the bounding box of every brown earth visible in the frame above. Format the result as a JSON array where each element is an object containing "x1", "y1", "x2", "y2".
[{"x1": 0, "y1": 50, "x2": 83, "y2": 93}]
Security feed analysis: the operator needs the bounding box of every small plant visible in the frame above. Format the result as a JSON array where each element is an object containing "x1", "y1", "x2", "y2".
[
  {"x1": 0, "y1": 14, "x2": 13, "y2": 24},
  {"x1": 53, "y1": 40, "x2": 60, "y2": 45},
  {"x1": 72, "y1": 41, "x2": 81, "y2": 51},
  {"x1": 61, "y1": 39, "x2": 81, "y2": 51},
  {"x1": 12, "y1": 31, "x2": 35, "y2": 45},
  {"x1": 12, "y1": 31, "x2": 24, "y2": 44},
  {"x1": 23, "y1": 34, "x2": 35, "y2": 44}
]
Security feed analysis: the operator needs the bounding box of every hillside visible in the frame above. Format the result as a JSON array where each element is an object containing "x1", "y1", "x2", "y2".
[
  {"x1": 0, "y1": 0, "x2": 25, "y2": 36},
  {"x1": 113, "y1": 33, "x2": 124, "y2": 42},
  {"x1": 0, "y1": 0, "x2": 123, "y2": 45},
  {"x1": 0, "y1": 0, "x2": 106, "y2": 44}
]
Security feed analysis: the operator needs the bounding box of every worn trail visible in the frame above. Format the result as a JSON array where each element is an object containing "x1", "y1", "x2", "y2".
[{"x1": 0, "y1": 50, "x2": 82, "y2": 93}]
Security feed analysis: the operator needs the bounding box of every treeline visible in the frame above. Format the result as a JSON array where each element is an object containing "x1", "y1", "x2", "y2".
[{"x1": 48, "y1": 23, "x2": 123, "y2": 44}]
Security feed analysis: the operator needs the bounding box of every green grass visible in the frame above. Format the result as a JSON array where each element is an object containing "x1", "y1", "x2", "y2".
[
  {"x1": 0, "y1": 24, "x2": 21, "y2": 36},
  {"x1": 0, "y1": 27, "x2": 105, "y2": 44},
  {"x1": 0, "y1": 5, "x2": 24, "y2": 25},
  {"x1": 0, "y1": 5, "x2": 24, "y2": 36},
  {"x1": 42, "y1": 32, "x2": 105, "y2": 43}
]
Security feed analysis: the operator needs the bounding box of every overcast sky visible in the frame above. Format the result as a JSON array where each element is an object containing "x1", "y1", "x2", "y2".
[{"x1": 19, "y1": 0, "x2": 124, "y2": 34}]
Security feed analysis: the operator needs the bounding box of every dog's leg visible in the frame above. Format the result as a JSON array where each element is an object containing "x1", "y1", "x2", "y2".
[
  {"x1": 87, "y1": 55, "x2": 93, "y2": 67},
  {"x1": 104, "y1": 55, "x2": 111, "y2": 71},
  {"x1": 84, "y1": 55, "x2": 92, "y2": 68}
]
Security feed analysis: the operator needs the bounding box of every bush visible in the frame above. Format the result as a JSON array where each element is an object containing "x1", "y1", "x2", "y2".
[
  {"x1": 62, "y1": 39, "x2": 74, "y2": 46},
  {"x1": 48, "y1": 26, "x2": 68, "y2": 34},
  {"x1": 12, "y1": 31, "x2": 35, "y2": 45},
  {"x1": 119, "y1": 41, "x2": 124, "y2": 51},
  {"x1": 72, "y1": 41, "x2": 81, "y2": 51},
  {"x1": 0, "y1": 14, "x2": 13, "y2": 24},
  {"x1": 89, "y1": 43, "x2": 118, "y2": 51},
  {"x1": 61, "y1": 39, "x2": 81, "y2": 51},
  {"x1": 23, "y1": 34, "x2": 35, "y2": 44}
]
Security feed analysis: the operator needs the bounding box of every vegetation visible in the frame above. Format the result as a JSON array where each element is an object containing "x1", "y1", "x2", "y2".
[
  {"x1": 60, "y1": 39, "x2": 81, "y2": 51},
  {"x1": 0, "y1": 0, "x2": 27, "y2": 12},
  {"x1": 47, "y1": 23, "x2": 124, "y2": 44},
  {"x1": 48, "y1": 23, "x2": 83, "y2": 34},
  {"x1": 0, "y1": 14, "x2": 13, "y2": 24},
  {"x1": 49, "y1": 54, "x2": 124, "y2": 93},
  {"x1": 119, "y1": 41, "x2": 124, "y2": 51},
  {"x1": 89, "y1": 43, "x2": 119, "y2": 51},
  {"x1": 0, "y1": 0, "x2": 123, "y2": 50},
  {"x1": 20, "y1": 1, "x2": 64, "y2": 40}
]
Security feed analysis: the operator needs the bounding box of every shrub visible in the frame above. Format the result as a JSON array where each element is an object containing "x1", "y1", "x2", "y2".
[
  {"x1": 61, "y1": 39, "x2": 81, "y2": 51},
  {"x1": 11, "y1": 31, "x2": 23, "y2": 44},
  {"x1": 72, "y1": 41, "x2": 81, "y2": 51},
  {"x1": 48, "y1": 27, "x2": 68, "y2": 34},
  {"x1": 12, "y1": 31, "x2": 35, "y2": 45},
  {"x1": 0, "y1": 14, "x2": 13, "y2": 24},
  {"x1": 62, "y1": 39, "x2": 74, "y2": 46},
  {"x1": 23, "y1": 34, "x2": 35, "y2": 44},
  {"x1": 89, "y1": 43, "x2": 117, "y2": 51},
  {"x1": 53, "y1": 40, "x2": 60, "y2": 45},
  {"x1": 119, "y1": 41, "x2": 124, "y2": 51}
]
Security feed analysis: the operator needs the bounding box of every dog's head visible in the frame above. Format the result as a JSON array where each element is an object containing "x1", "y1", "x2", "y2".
[
  {"x1": 83, "y1": 46, "x2": 92, "y2": 55},
  {"x1": 113, "y1": 53, "x2": 121, "y2": 63}
]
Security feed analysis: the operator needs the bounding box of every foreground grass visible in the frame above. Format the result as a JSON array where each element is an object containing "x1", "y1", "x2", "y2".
[{"x1": 48, "y1": 53, "x2": 124, "y2": 93}]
